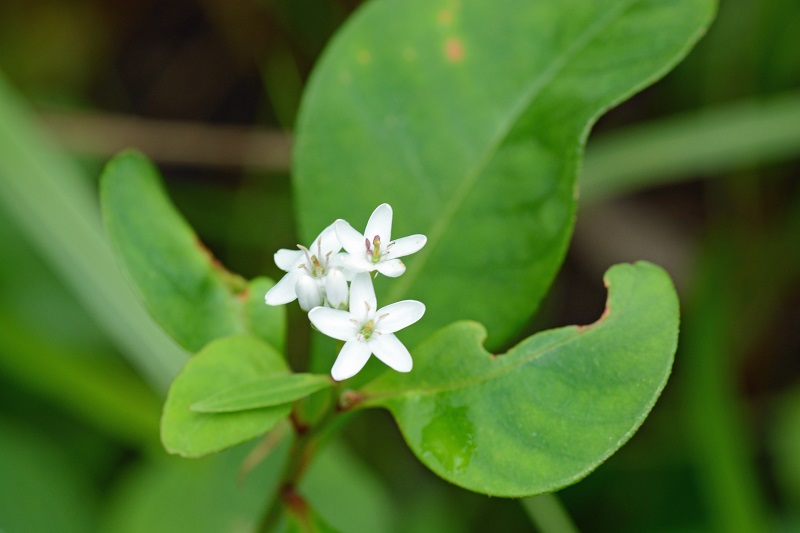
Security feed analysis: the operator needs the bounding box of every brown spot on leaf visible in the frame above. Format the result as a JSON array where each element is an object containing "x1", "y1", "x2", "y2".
[{"x1": 444, "y1": 37, "x2": 464, "y2": 63}]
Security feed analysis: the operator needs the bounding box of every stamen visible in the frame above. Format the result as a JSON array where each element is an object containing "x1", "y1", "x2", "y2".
[
  {"x1": 364, "y1": 238, "x2": 371, "y2": 252},
  {"x1": 371, "y1": 235, "x2": 382, "y2": 263},
  {"x1": 297, "y1": 244, "x2": 312, "y2": 265}
]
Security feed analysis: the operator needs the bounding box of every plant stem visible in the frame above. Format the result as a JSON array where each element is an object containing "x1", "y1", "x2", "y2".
[
  {"x1": 521, "y1": 493, "x2": 580, "y2": 533},
  {"x1": 256, "y1": 389, "x2": 346, "y2": 532}
]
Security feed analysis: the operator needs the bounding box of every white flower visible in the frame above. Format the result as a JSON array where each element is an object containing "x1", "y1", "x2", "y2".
[
  {"x1": 264, "y1": 224, "x2": 346, "y2": 311},
  {"x1": 308, "y1": 273, "x2": 425, "y2": 381},
  {"x1": 335, "y1": 203, "x2": 427, "y2": 278}
]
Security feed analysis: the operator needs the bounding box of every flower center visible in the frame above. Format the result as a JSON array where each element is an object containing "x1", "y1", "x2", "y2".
[
  {"x1": 360, "y1": 319, "x2": 375, "y2": 339},
  {"x1": 298, "y1": 241, "x2": 330, "y2": 278}
]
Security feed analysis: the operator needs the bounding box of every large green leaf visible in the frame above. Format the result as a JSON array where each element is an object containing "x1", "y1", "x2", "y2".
[
  {"x1": 101, "y1": 150, "x2": 285, "y2": 353},
  {"x1": 161, "y1": 335, "x2": 292, "y2": 457},
  {"x1": 361, "y1": 262, "x2": 678, "y2": 497},
  {"x1": 294, "y1": 0, "x2": 714, "y2": 348}
]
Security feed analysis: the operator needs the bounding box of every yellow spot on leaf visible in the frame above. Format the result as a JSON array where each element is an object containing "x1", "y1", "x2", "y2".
[{"x1": 356, "y1": 50, "x2": 371, "y2": 65}]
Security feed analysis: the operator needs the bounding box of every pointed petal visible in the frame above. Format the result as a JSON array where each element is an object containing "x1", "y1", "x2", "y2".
[
  {"x1": 274, "y1": 249, "x2": 303, "y2": 271},
  {"x1": 265, "y1": 270, "x2": 301, "y2": 305},
  {"x1": 369, "y1": 333, "x2": 412, "y2": 373},
  {"x1": 375, "y1": 258, "x2": 405, "y2": 278},
  {"x1": 365, "y1": 203, "x2": 392, "y2": 242},
  {"x1": 349, "y1": 273, "x2": 377, "y2": 323},
  {"x1": 331, "y1": 340, "x2": 372, "y2": 381},
  {"x1": 325, "y1": 268, "x2": 349, "y2": 309},
  {"x1": 308, "y1": 307, "x2": 354, "y2": 341},
  {"x1": 296, "y1": 276, "x2": 323, "y2": 311},
  {"x1": 376, "y1": 300, "x2": 425, "y2": 334},
  {"x1": 340, "y1": 253, "x2": 373, "y2": 274},
  {"x1": 313, "y1": 223, "x2": 342, "y2": 257},
  {"x1": 335, "y1": 219, "x2": 367, "y2": 256},
  {"x1": 387, "y1": 234, "x2": 427, "y2": 259}
]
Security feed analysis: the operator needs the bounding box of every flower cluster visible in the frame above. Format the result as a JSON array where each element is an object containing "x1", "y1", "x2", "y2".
[{"x1": 265, "y1": 204, "x2": 427, "y2": 381}]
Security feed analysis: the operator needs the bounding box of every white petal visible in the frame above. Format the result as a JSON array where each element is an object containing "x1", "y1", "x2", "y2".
[
  {"x1": 264, "y1": 270, "x2": 301, "y2": 305},
  {"x1": 330, "y1": 254, "x2": 357, "y2": 280},
  {"x1": 325, "y1": 268, "x2": 349, "y2": 309},
  {"x1": 335, "y1": 219, "x2": 367, "y2": 256},
  {"x1": 376, "y1": 300, "x2": 425, "y2": 334},
  {"x1": 296, "y1": 276, "x2": 323, "y2": 311},
  {"x1": 274, "y1": 249, "x2": 303, "y2": 271},
  {"x1": 365, "y1": 203, "x2": 392, "y2": 243},
  {"x1": 375, "y1": 258, "x2": 406, "y2": 277},
  {"x1": 349, "y1": 273, "x2": 377, "y2": 323},
  {"x1": 331, "y1": 340, "x2": 372, "y2": 381},
  {"x1": 341, "y1": 253, "x2": 373, "y2": 274},
  {"x1": 369, "y1": 333, "x2": 412, "y2": 373},
  {"x1": 386, "y1": 234, "x2": 427, "y2": 259},
  {"x1": 313, "y1": 223, "x2": 342, "y2": 257},
  {"x1": 308, "y1": 307, "x2": 355, "y2": 341}
]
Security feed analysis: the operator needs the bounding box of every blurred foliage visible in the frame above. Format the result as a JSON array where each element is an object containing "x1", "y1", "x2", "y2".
[{"x1": 0, "y1": 0, "x2": 798, "y2": 532}]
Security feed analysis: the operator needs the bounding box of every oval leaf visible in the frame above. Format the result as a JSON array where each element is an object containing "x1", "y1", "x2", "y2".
[
  {"x1": 101, "y1": 151, "x2": 285, "y2": 353},
  {"x1": 190, "y1": 373, "x2": 332, "y2": 413},
  {"x1": 162, "y1": 335, "x2": 291, "y2": 457},
  {"x1": 361, "y1": 262, "x2": 679, "y2": 497},
  {"x1": 294, "y1": 0, "x2": 713, "y2": 348}
]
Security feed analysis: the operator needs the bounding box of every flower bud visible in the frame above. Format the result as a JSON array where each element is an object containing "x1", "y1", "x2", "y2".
[
  {"x1": 296, "y1": 275, "x2": 322, "y2": 311},
  {"x1": 325, "y1": 268, "x2": 349, "y2": 310}
]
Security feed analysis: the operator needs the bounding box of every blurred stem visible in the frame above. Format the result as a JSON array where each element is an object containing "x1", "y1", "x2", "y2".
[
  {"x1": 682, "y1": 239, "x2": 772, "y2": 533},
  {"x1": 581, "y1": 91, "x2": 800, "y2": 203},
  {"x1": 521, "y1": 493, "x2": 580, "y2": 533},
  {"x1": 0, "y1": 74, "x2": 187, "y2": 394},
  {"x1": 36, "y1": 93, "x2": 800, "y2": 204}
]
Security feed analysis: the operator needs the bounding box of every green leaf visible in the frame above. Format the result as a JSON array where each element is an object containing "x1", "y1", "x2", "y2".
[
  {"x1": 362, "y1": 262, "x2": 679, "y2": 497},
  {"x1": 162, "y1": 335, "x2": 292, "y2": 457},
  {"x1": 246, "y1": 276, "x2": 287, "y2": 354},
  {"x1": 294, "y1": 0, "x2": 714, "y2": 348},
  {"x1": 100, "y1": 150, "x2": 285, "y2": 353},
  {"x1": 191, "y1": 373, "x2": 332, "y2": 413}
]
